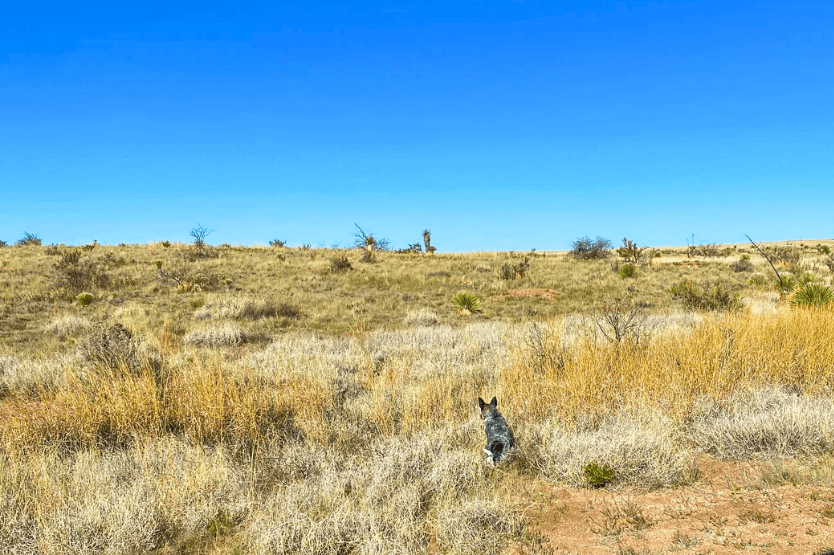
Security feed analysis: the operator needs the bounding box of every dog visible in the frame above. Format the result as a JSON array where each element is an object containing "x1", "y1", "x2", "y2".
[{"x1": 478, "y1": 396, "x2": 515, "y2": 464}]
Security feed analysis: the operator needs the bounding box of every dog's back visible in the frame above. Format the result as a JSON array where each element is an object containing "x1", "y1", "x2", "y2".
[{"x1": 478, "y1": 397, "x2": 515, "y2": 463}]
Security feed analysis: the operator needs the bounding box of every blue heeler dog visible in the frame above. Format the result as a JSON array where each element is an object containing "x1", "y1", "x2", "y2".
[{"x1": 478, "y1": 396, "x2": 515, "y2": 463}]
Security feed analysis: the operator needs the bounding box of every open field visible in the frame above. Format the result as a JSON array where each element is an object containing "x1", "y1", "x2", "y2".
[{"x1": 2, "y1": 239, "x2": 834, "y2": 554}]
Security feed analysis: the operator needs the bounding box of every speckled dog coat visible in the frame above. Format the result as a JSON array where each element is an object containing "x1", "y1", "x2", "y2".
[{"x1": 478, "y1": 396, "x2": 515, "y2": 463}]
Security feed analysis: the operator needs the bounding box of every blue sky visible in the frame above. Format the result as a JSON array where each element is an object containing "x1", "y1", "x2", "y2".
[{"x1": 1, "y1": 1, "x2": 832, "y2": 251}]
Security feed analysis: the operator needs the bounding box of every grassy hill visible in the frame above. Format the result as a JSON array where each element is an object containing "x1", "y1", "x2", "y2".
[{"x1": 1, "y1": 239, "x2": 834, "y2": 554}]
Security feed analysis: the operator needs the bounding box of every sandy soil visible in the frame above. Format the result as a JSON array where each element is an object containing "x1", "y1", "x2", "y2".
[{"x1": 504, "y1": 457, "x2": 834, "y2": 555}]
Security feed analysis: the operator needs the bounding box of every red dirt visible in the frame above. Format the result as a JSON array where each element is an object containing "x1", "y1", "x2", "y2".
[{"x1": 503, "y1": 457, "x2": 834, "y2": 555}]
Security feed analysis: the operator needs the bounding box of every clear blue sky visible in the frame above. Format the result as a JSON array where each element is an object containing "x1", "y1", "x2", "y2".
[{"x1": 2, "y1": 1, "x2": 832, "y2": 251}]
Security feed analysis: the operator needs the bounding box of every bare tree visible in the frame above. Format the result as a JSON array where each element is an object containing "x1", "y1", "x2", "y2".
[{"x1": 189, "y1": 224, "x2": 213, "y2": 257}]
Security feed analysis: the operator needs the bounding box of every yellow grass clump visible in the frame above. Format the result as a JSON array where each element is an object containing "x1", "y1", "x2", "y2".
[{"x1": 501, "y1": 306, "x2": 834, "y2": 425}]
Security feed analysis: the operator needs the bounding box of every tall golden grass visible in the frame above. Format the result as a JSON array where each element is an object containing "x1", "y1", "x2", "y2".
[
  {"x1": 502, "y1": 306, "x2": 834, "y2": 424},
  {"x1": 4, "y1": 307, "x2": 834, "y2": 456}
]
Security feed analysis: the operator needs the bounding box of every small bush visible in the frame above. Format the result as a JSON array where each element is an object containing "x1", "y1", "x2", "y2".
[
  {"x1": 452, "y1": 292, "x2": 481, "y2": 314},
  {"x1": 15, "y1": 232, "x2": 41, "y2": 247},
  {"x1": 670, "y1": 280, "x2": 742, "y2": 311},
  {"x1": 76, "y1": 292, "x2": 93, "y2": 306},
  {"x1": 791, "y1": 283, "x2": 834, "y2": 307},
  {"x1": 395, "y1": 243, "x2": 423, "y2": 254},
  {"x1": 161, "y1": 240, "x2": 171, "y2": 248},
  {"x1": 583, "y1": 461, "x2": 615, "y2": 488},
  {"x1": 330, "y1": 255, "x2": 352, "y2": 273},
  {"x1": 764, "y1": 245, "x2": 801, "y2": 265},
  {"x1": 619, "y1": 264, "x2": 636, "y2": 279},
  {"x1": 686, "y1": 243, "x2": 729, "y2": 258},
  {"x1": 79, "y1": 324, "x2": 159, "y2": 376},
  {"x1": 0, "y1": 239, "x2": 7, "y2": 248},
  {"x1": 353, "y1": 224, "x2": 389, "y2": 251},
  {"x1": 617, "y1": 238, "x2": 649, "y2": 264},
  {"x1": 731, "y1": 258, "x2": 753, "y2": 272},
  {"x1": 570, "y1": 236, "x2": 612, "y2": 260},
  {"x1": 498, "y1": 257, "x2": 530, "y2": 280},
  {"x1": 269, "y1": 239, "x2": 286, "y2": 247},
  {"x1": 53, "y1": 250, "x2": 109, "y2": 295}
]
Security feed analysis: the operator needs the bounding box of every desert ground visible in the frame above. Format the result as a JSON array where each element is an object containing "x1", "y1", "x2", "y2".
[{"x1": 2, "y1": 235, "x2": 834, "y2": 554}]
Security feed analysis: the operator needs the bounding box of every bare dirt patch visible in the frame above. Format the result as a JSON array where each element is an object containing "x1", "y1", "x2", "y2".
[{"x1": 504, "y1": 457, "x2": 834, "y2": 555}]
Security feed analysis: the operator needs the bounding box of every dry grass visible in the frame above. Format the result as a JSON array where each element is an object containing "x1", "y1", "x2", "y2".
[
  {"x1": 501, "y1": 307, "x2": 834, "y2": 425},
  {"x1": 2, "y1": 241, "x2": 834, "y2": 552}
]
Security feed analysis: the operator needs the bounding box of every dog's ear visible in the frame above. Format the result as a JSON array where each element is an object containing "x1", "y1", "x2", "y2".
[
  {"x1": 478, "y1": 397, "x2": 486, "y2": 410},
  {"x1": 490, "y1": 397, "x2": 498, "y2": 409}
]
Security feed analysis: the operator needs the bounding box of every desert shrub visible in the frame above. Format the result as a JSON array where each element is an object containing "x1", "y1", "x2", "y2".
[
  {"x1": 686, "y1": 243, "x2": 728, "y2": 258},
  {"x1": 353, "y1": 224, "x2": 389, "y2": 251},
  {"x1": 570, "y1": 236, "x2": 612, "y2": 260},
  {"x1": 452, "y1": 292, "x2": 481, "y2": 314},
  {"x1": 79, "y1": 324, "x2": 159, "y2": 377},
  {"x1": 823, "y1": 253, "x2": 834, "y2": 273},
  {"x1": 158, "y1": 264, "x2": 221, "y2": 292},
  {"x1": 617, "y1": 238, "x2": 649, "y2": 264},
  {"x1": 0, "y1": 239, "x2": 7, "y2": 248},
  {"x1": 329, "y1": 255, "x2": 352, "y2": 273},
  {"x1": 583, "y1": 461, "x2": 615, "y2": 488},
  {"x1": 619, "y1": 264, "x2": 636, "y2": 279},
  {"x1": 76, "y1": 292, "x2": 93, "y2": 306},
  {"x1": 395, "y1": 243, "x2": 423, "y2": 254},
  {"x1": 53, "y1": 250, "x2": 109, "y2": 295},
  {"x1": 670, "y1": 280, "x2": 742, "y2": 311},
  {"x1": 499, "y1": 257, "x2": 530, "y2": 280},
  {"x1": 594, "y1": 300, "x2": 647, "y2": 344},
  {"x1": 15, "y1": 231, "x2": 41, "y2": 246},
  {"x1": 161, "y1": 240, "x2": 171, "y2": 248},
  {"x1": 184, "y1": 322, "x2": 248, "y2": 346},
  {"x1": 764, "y1": 245, "x2": 801, "y2": 265},
  {"x1": 790, "y1": 282, "x2": 834, "y2": 307},
  {"x1": 731, "y1": 256, "x2": 753, "y2": 272},
  {"x1": 269, "y1": 239, "x2": 286, "y2": 247}
]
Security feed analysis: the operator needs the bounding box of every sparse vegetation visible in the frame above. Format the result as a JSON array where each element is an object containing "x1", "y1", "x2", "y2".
[
  {"x1": 617, "y1": 238, "x2": 649, "y2": 264},
  {"x1": 670, "y1": 280, "x2": 743, "y2": 311},
  {"x1": 499, "y1": 256, "x2": 530, "y2": 280},
  {"x1": 2, "y1": 239, "x2": 834, "y2": 553},
  {"x1": 570, "y1": 236, "x2": 612, "y2": 259},
  {"x1": 329, "y1": 254, "x2": 352, "y2": 273},
  {"x1": 15, "y1": 231, "x2": 42, "y2": 246}
]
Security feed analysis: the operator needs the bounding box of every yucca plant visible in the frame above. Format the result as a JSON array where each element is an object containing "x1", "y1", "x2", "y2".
[
  {"x1": 452, "y1": 292, "x2": 481, "y2": 314},
  {"x1": 790, "y1": 282, "x2": 834, "y2": 307}
]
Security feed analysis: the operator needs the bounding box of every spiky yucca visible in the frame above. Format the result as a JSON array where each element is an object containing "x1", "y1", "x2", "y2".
[
  {"x1": 791, "y1": 282, "x2": 834, "y2": 307},
  {"x1": 452, "y1": 292, "x2": 481, "y2": 314}
]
